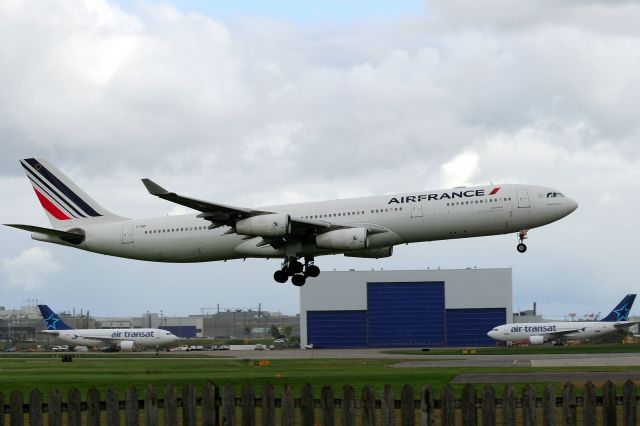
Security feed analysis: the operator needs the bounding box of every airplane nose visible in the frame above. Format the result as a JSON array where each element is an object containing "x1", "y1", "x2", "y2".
[{"x1": 566, "y1": 198, "x2": 578, "y2": 214}]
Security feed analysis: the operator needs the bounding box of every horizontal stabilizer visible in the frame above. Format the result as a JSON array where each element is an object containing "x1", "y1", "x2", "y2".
[{"x1": 4, "y1": 224, "x2": 84, "y2": 244}]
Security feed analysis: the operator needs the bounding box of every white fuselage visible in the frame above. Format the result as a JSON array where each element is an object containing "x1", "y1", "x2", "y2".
[
  {"x1": 42, "y1": 328, "x2": 178, "y2": 348},
  {"x1": 488, "y1": 321, "x2": 630, "y2": 343},
  {"x1": 32, "y1": 184, "x2": 578, "y2": 262}
]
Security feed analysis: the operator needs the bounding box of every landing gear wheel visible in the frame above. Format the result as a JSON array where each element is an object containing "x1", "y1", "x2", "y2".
[
  {"x1": 291, "y1": 274, "x2": 306, "y2": 287},
  {"x1": 289, "y1": 260, "x2": 303, "y2": 274},
  {"x1": 305, "y1": 264, "x2": 320, "y2": 278},
  {"x1": 517, "y1": 243, "x2": 527, "y2": 253},
  {"x1": 274, "y1": 270, "x2": 288, "y2": 283}
]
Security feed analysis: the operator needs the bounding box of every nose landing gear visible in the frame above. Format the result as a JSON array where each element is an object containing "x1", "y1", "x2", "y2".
[
  {"x1": 273, "y1": 257, "x2": 321, "y2": 286},
  {"x1": 517, "y1": 230, "x2": 528, "y2": 253}
]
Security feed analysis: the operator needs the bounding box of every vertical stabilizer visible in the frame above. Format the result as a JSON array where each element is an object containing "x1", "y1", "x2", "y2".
[
  {"x1": 600, "y1": 294, "x2": 636, "y2": 322},
  {"x1": 37, "y1": 305, "x2": 73, "y2": 330},
  {"x1": 20, "y1": 158, "x2": 126, "y2": 229}
]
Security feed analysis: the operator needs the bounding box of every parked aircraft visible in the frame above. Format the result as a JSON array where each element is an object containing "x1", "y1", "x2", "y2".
[
  {"x1": 37, "y1": 305, "x2": 179, "y2": 351},
  {"x1": 487, "y1": 294, "x2": 637, "y2": 345},
  {"x1": 7, "y1": 158, "x2": 578, "y2": 286}
]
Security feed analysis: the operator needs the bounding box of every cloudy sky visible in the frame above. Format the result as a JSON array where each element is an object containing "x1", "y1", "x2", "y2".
[{"x1": 1, "y1": 0, "x2": 639, "y2": 318}]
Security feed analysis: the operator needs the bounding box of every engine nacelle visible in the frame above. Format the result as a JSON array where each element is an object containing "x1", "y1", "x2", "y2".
[
  {"x1": 344, "y1": 246, "x2": 393, "y2": 258},
  {"x1": 118, "y1": 340, "x2": 135, "y2": 352},
  {"x1": 236, "y1": 213, "x2": 291, "y2": 237},
  {"x1": 528, "y1": 335, "x2": 545, "y2": 345},
  {"x1": 316, "y1": 228, "x2": 368, "y2": 251}
]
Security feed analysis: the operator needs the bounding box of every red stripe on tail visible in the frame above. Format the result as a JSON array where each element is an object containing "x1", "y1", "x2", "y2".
[{"x1": 33, "y1": 188, "x2": 70, "y2": 220}]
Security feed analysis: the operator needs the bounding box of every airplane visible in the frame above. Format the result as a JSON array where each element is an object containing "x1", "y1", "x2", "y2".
[
  {"x1": 6, "y1": 158, "x2": 578, "y2": 286},
  {"x1": 36, "y1": 305, "x2": 179, "y2": 351},
  {"x1": 487, "y1": 294, "x2": 637, "y2": 345}
]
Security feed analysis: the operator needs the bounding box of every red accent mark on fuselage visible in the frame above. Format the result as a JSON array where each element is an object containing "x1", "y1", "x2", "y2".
[
  {"x1": 33, "y1": 188, "x2": 70, "y2": 220},
  {"x1": 489, "y1": 187, "x2": 501, "y2": 195}
]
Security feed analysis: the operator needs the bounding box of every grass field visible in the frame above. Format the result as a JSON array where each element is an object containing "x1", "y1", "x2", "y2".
[{"x1": 1, "y1": 353, "x2": 638, "y2": 399}]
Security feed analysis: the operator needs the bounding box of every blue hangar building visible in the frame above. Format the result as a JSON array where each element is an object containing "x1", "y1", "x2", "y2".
[{"x1": 300, "y1": 268, "x2": 511, "y2": 348}]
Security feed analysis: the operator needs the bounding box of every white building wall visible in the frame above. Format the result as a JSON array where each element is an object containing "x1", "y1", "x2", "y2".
[{"x1": 300, "y1": 268, "x2": 512, "y2": 347}]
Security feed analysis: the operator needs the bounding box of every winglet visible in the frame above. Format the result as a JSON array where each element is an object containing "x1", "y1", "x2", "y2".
[{"x1": 141, "y1": 178, "x2": 170, "y2": 196}]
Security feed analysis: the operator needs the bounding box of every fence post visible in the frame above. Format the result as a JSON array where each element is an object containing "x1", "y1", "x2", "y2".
[
  {"x1": 400, "y1": 384, "x2": 414, "y2": 426},
  {"x1": 380, "y1": 385, "x2": 394, "y2": 426},
  {"x1": 300, "y1": 383, "x2": 315, "y2": 426},
  {"x1": 441, "y1": 384, "x2": 455, "y2": 426},
  {"x1": 144, "y1": 385, "x2": 158, "y2": 426},
  {"x1": 420, "y1": 385, "x2": 435, "y2": 426},
  {"x1": 125, "y1": 386, "x2": 139, "y2": 426},
  {"x1": 582, "y1": 381, "x2": 596, "y2": 426},
  {"x1": 261, "y1": 384, "x2": 275, "y2": 426},
  {"x1": 341, "y1": 385, "x2": 355, "y2": 426},
  {"x1": 522, "y1": 385, "x2": 536, "y2": 426},
  {"x1": 561, "y1": 382, "x2": 576, "y2": 426},
  {"x1": 361, "y1": 385, "x2": 376, "y2": 426},
  {"x1": 202, "y1": 383, "x2": 218, "y2": 426},
  {"x1": 320, "y1": 385, "x2": 335, "y2": 426},
  {"x1": 623, "y1": 379, "x2": 636, "y2": 426},
  {"x1": 105, "y1": 388, "x2": 119, "y2": 426},
  {"x1": 281, "y1": 384, "x2": 295, "y2": 426},
  {"x1": 502, "y1": 384, "x2": 516, "y2": 426},
  {"x1": 29, "y1": 389, "x2": 42, "y2": 426},
  {"x1": 221, "y1": 384, "x2": 235, "y2": 426},
  {"x1": 241, "y1": 384, "x2": 256, "y2": 426},
  {"x1": 0, "y1": 392, "x2": 4, "y2": 426},
  {"x1": 602, "y1": 380, "x2": 616, "y2": 426},
  {"x1": 481, "y1": 385, "x2": 495, "y2": 426},
  {"x1": 163, "y1": 385, "x2": 177, "y2": 426},
  {"x1": 10, "y1": 390, "x2": 23, "y2": 426},
  {"x1": 461, "y1": 383, "x2": 476, "y2": 426},
  {"x1": 67, "y1": 388, "x2": 81, "y2": 426},
  {"x1": 87, "y1": 387, "x2": 101, "y2": 426},
  {"x1": 542, "y1": 383, "x2": 556, "y2": 426},
  {"x1": 182, "y1": 384, "x2": 196, "y2": 426}
]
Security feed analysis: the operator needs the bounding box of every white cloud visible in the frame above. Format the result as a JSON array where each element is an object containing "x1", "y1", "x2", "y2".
[
  {"x1": 440, "y1": 151, "x2": 479, "y2": 188},
  {"x1": 2, "y1": 247, "x2": 63, "y2": 291}
]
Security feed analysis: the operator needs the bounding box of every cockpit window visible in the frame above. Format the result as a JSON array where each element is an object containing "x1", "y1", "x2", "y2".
[{"x1": 546, "y1": 192, "x2": 565, "y2": 198}]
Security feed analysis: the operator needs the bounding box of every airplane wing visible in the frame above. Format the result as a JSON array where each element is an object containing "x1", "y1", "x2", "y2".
[
  {"x1": 141, "y1": 178, "x2": 338, "y2": 234},
  {"x1": 542, "y1": 329, "x2": 582, "y2": 340},
  {"x1": 4, "y1": 224, "x2": 84, "y2": 244}
]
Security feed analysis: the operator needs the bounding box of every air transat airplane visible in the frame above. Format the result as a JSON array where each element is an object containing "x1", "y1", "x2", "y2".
[
  {"x1": 37, "y1": 305, "x2": 179, "y2": 351},
  {"x1": 488, "y1": 294, "x2": 637, "y2": 345},
  {"x1": 6, "y1": 158, "x2": 578, "y2": 286}
]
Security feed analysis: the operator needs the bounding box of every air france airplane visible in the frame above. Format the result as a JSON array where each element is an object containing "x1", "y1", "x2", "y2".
[
  {"x1": 488, "y1": 294, "x2": 637, "y2": 345},
  {"x1": 37, "y1": 305, "x2": 179, "y2": 351},
  {"x1": 6, "y1": 158, "x2": 578, "y2": 286}
]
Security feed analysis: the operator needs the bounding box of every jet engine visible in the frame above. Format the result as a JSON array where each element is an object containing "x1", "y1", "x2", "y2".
[
  {"x1": 236, "y1": 213, "x2": 291, "y2": 237},
  {"x1": 118, "y1": 341, "x2": 135, "y2": 352},
  {"x1": 344, "y1": 247, "x2": 393, "y2": 258},
  {"x1": 316, "y1": 228, "x2": 368, "y2": 250},
  {"x1": 528, "y1": 335, "x2": 545, "y2": 345}
]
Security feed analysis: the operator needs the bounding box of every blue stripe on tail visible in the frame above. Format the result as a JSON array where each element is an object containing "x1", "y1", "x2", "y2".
[
  {"x1": 37, "y1": 305, "x2": 73, "y2": 330},
  {"x1": 600, "y1": 294, "x2": 636, "y2": 322}
]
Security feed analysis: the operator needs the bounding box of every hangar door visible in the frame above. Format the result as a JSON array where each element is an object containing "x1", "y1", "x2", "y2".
[
  {"x1": 446, "y1": 308, "x2": 506, "y2": 346},
  {"x1": 307, "y1": 310, "x2": 366, "y2": 348},
  {"x1": 367, "y1": 282, "x2": 445, "y2": 347}
]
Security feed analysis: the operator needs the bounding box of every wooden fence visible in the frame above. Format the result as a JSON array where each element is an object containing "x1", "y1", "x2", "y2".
[{"x1": 1, "y1": 380, "x2": 637, "y2": 425}]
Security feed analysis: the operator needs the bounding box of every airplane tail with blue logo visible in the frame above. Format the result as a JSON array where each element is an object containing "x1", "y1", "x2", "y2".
[
  {"x1": 37, "y1": 305, "x2": 73, "y2": 330},
  {"x1": 18, "y1": 158, "x2": 127, "y2": 230},
  {"x1": 600, "y1": 294, "x2": 636, "y2": 322}
]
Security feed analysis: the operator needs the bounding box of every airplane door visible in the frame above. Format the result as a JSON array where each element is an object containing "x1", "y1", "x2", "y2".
[
  {"x1": 517, "y1": 189, "x2": 530, "y2": 208},
  {"x1": 122, "y1": 223, "x2": 134, "y2": 244},
  {"x1": 411, "y1": 201, "x2": 423, "y2": 218}
]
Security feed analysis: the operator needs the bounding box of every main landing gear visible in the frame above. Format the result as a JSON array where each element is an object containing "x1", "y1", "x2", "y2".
[
  {"x1": 517, "y1": 230, "x2": 528, "y2": 253},
  {"x1": 273, "y1": 257, "x2": 320, "y2": 286}
]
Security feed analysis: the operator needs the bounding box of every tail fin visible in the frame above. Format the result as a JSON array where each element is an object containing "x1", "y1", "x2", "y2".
[
  {"x1": 37, "y1": 305, "x2": 73, "y2": 330},
  {"x1": 20, "y1": 158, "x2": 126, "y2": 229},
  {"x1": 601, "y1": 294, "x2": 636, "y2": 322}
]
